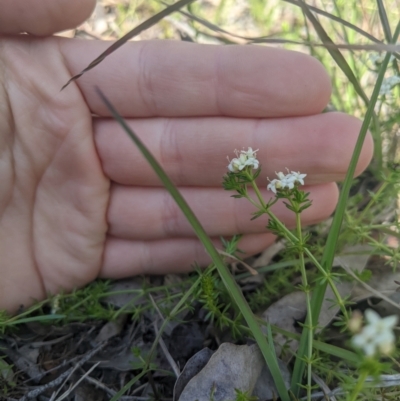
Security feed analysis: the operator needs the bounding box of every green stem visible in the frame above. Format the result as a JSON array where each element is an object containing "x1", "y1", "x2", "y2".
[
  {"x1": 357, "y1": 181, "x2": 388, "y2": 222},
  {"x1": 348, "y1": 370, "x2": 368, "y2": 401},
  {"x1": 249, "y1": 178, "x2": 350, "y2": 320},
  {"x1": 249, "y1": 174, "x2": 267, "y2": 208},
  {"x1": 295, "y1": 211, "x2": 313, "y2": 401}
]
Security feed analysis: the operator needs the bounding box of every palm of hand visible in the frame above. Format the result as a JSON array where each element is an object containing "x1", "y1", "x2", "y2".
[{"x1": 0, "y1": 36, "x2": 109, "y2": 311}]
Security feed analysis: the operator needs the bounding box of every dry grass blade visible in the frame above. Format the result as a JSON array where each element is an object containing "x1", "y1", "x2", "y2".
[
  {"x1": 377, "y1": 0, "x2": 392, "y2": 43},
  {"x1": 283, "y1": 0, "x2": 381, "y2": 44},
  {"x1": 177, "y1": 6, "x2": 400, "y2": 54},
  {"x1": 165, "y1": 3, "x2": 268, "y2": 42},
  {"x1": 311, "y1": 372, "x2": 337, "y2": 401},
  {"x1": 53, "y1": 362, "x2": 101, "y2": 401},
  {"x1": 251, "y1": 40, "x2": 400, "y2": 52},
  {"x1": 294, "y1": 0, "x2": 370, "y2": 106},
  {"x1": 19, "y1": 342, "x2": 107, "y2": 400},
  {"x1": 61, "y1": 0, "x2": 198, "y2": 90},
  {"x1": 338, "y1": 260, "x2": 400, "y2": 311},
  {"x1": 216, "y1": 249, "x2": 258, "y2": 275},
  {"x1": 376, "y1": 0, "x2": 399, "y2": 74}
]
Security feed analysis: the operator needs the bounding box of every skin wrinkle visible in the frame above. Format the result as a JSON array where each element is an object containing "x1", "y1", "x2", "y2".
[
  {"x1": 159, "y1": 117, "x2": 185, "y2": 185},
  {"x1": 213, "y1": 46, "x2": 225, "y2": 117},
  {"x1": 137, "y1": 41, "x2": 158, "y2": 116},
  {"x1": 193, "y1": 238, "x2": 209, "y2": 267},
  {"x1": 32, "y1": 132, "x2": 73, "y2": 295},
  {"x1": 161, "y1": 189, "x2": 182, "y2": 237},
  {"x1": 137, "y1": 239, "x2": 154, "y2": 275},
  {"x1": 56, "y1": 37, "x2": 74, "y2": 94}
]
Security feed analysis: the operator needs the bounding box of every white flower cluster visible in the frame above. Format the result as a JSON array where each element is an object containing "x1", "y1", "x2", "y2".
[
  {"x1": 267, "y1": 170, "x2": 306, "y2": 194},
  {"x1": 227, "y1": 147, "x2": 259, "y2": 173},
  {"x1": 352, "y1": 309, "x2": 398, "y2": 356},
  {"x1": 380, "y1": 75, "x2": 400, "y2": 96}
]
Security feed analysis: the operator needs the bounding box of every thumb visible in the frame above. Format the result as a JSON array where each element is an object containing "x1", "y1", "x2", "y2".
[{"x1": 0, "y1": 0, "x2": 96, "y2": 36}]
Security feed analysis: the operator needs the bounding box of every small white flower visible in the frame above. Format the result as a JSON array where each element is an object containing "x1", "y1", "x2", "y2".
[
  {"x1": 227, "y1": 148, "x2": 260, "y2": 172},
  {"x1": 241, "y1": 147, "x2": 259, "y2": 159},
  {"x1": 352, "y1": 309, "x2": 398, "y2": 356},
  {"x1": 228, "y1": 154, "x2": 248, "y2": 172},
  {"x1": 267, "y1": 170, "x2": 306, "y2": 193},
  {"x1": 275, "y1": 171, "x2": 293, "y2": 188},
  {"x1": 290, "y1": 171, "x2": 307, "y2": 186},
  {"x1": 267, "y1": 179, "x2": 283, "y2": 194},
  {"x1": 245, "y1": 156, "x2": 259, "y2": 170}
]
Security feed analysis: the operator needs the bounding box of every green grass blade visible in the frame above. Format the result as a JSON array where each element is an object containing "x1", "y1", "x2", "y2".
[
  {"x1": 96, "y1": 88, "x2": 290, "y2": 401},
  {"x1": 377, "y1": 0, "x2": 392, "y2": 43},
  {"x1": 270, "y1": 324, "x2": 359, "y2": 364},
  {"x1": 290, "y1": 22, "x2": 400, "y2": 396},
  {"x1": 110, "y1": 370, "x2": 149, "y2": 401},
  {"x1": 3, "y1": 315, "x2": 66, "y2": 327}
]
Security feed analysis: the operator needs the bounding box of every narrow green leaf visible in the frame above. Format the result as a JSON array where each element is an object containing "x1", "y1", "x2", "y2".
[
  {"x1": 4, "y1": 315, "x2": 66, "y2": 326},
  {"x1": 110, "y1": 370, "x2": 149, "y2": 401},
  {"x1": 270, "y1": 324, "x2": 359, "y2": 364},
  {"x1": 377, "y1": 0, "x2": 392, "y2": 43}
]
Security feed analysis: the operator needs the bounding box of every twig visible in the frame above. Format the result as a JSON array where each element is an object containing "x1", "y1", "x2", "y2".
[
  {"x1": 216, "y1": 249, "x2": 258, "y2": 275},
  {"x1": 311, "y1": 372, "x2": 337, "y2": 401},
  {"x1": 18, "y1": 342, "x2": 107, "y2": 400},
  {"x1": 148, "y1": 294, "x2": 181, "y2": 377},
  {"x1": 53, "y1": 362, "x2": 100, "y2": 401},
  {"x1": 337, "y1": 258, "x2": 400, "y2": 311}
]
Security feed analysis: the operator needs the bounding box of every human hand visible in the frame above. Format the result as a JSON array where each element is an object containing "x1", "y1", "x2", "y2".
[{"x1": 0, "y1": 0, "x2": 373, "y2": 313}]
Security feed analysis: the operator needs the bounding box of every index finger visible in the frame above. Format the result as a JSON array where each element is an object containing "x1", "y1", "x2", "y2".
[{"x1": 59, "y1": 39, "x2": 331, "y2": 118}]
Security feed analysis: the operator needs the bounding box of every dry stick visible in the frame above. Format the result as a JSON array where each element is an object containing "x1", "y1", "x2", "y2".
[
  {"x1": 148, "y1": 294, "x2": 181, "y2": 377},
  {"x1": 18, "y1": 342, "x2": 107, "y2": 401},
  {"x1": 22, "y1": 348, "x2": 89, "y2": 384},
  {"x1": 216, "y1": 249, "x2": 258, "y2": 275},
  {"x1": 53, "y1": 362, "x2": 101, "y2": 401},
  {"x1": 302, "y1": 374, "x2": 400, "y2": 400},
  {"x1": 163, "y1": 3, "x2": 400, "y2": 54},
  {"x1": 27, "y1": 333, "x2": 73, "y2": 348},
  {"x1": 311, "y1": 372, "x2": 337, "y2": 401},
  {"x1": 337, "y1": 258, "x2": 400, "y2": 311},
  {"x1": 82, "y1": 374, "x2": 122, "y2": 398},
  {"x1": 82, "y1": 373, "x2": 147, "y2": 401}
]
